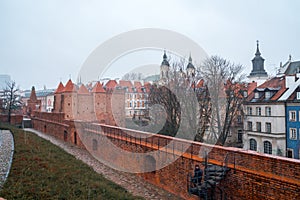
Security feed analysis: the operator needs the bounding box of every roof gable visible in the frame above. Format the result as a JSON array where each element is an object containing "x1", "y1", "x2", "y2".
[
  {"x1": 63, "y1": 79, "x2": 76, "y2": 92},
  {"x1": 92, "y1": 81, "x2": 105, "y2": 93},
  {"x1": 246, "y1": 77, "x2": 286, "y2": 102},
  {"x1": 55, "y1": 82, "x2": 65, "y2": 94},
  {"x1": 105, "y1": 80, "x2": 117, "y2": 90},
  {"x1": 78, "y1": 84, "x2": 89, "y2": 94}
]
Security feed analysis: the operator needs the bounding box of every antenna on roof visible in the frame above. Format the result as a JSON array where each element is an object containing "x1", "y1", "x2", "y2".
[{"x1": 289, "y1": 54, "x2": 292, "y2": 62}]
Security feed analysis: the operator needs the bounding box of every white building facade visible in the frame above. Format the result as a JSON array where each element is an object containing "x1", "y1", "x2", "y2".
[{"x1": 243, "y1": 102, "x2": 286, "y2": 156}]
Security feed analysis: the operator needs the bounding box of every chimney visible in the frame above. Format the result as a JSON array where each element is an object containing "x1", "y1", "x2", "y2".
[{"x1": 285, "y1": 75, "x2": 295, "y2": 88}]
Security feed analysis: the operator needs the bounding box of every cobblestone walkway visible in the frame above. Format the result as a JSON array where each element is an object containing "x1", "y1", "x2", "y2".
[
  {"x1": 25, "y1": 129, "x2": 183, "y2": 200},
  {"x1": 0, "y1": 130, "x2": 14, "y2": 189}
]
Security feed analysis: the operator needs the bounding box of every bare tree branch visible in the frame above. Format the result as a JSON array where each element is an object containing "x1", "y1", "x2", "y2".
[{"x1": 1, "y1": 80, "x2": 22, "y2": 123}]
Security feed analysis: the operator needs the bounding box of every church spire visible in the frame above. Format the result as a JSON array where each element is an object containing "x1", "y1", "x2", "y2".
[
  {"x1": 255, "y1": 40, "x2": 261, "y2": 56},
  {"x1": 248, "y1": 40, "x2": 268, "y2": 79},
  {"x1": 188, "y1": 52, "x2": 192, "y2": 63},
  {"x1": 161, "y1": 50, "x2": 170, "y2": 66}
]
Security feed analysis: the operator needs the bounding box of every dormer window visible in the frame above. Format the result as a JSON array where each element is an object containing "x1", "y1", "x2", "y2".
[
  {"x1": 265, "y1": 91, "x2": 271, "y2": 99},
  {"x1": 243, "y1": 91, "x2": 248, "y2": 98},
  {"x1": 297, "y1": 92, "x2": 300, "y2": 100},
  {"x1": 254, "y1": 92, "x2": 259, "y2": 99}
]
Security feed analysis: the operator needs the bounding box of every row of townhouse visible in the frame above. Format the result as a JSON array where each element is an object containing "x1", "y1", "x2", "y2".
[
  {"x1": 243, "y1": 50, "x2": 300, "y2": 159},
  {"x1": 117, "y1": 80, "x2": 151, "y2": 118}
]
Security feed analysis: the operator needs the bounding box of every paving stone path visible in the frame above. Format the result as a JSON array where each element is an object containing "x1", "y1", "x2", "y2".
[
  {"x1": 0, "y1": 130, "x2": 14, "y2": 189},
  {"x1": 25, "y1": 129, "x2": 183, "y2": 200}
]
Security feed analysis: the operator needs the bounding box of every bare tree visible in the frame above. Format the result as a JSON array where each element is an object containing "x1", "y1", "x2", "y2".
[
  {"x1": 148, "y1": 59, "x2": 211, "y2": 141},
  {"x1": 122, "y1": 72, "x2": 144, "y2": 81},
  {"x1": 200, "y1": 56, "x2": 245, "y2": 145},
  {"x1": 1, "y1": 81, "x2": 22, "y2": 123}
]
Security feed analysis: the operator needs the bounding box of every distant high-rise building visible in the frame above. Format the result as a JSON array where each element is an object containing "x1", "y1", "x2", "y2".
[{"x1": 0, "y1": 74, "x2": 11, "y2": 90}]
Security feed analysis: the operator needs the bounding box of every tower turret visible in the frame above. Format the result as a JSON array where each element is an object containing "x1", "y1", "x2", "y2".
[
  {"x1": 248, "y1": 41, "x2": 268, "y2": 84},
  {"x1": 160, "y1": 50, "x2": 170, "y2": 81},
  {"x1": 186, "y1": 53, "x2": 195, "y2": 77}
]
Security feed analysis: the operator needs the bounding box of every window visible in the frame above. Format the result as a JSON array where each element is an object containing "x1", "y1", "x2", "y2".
[
  {"x1": 289, "y1": 111, "x2": 296, "y2": 121},
  {"x1": 289, "y1": 128, "x2": 297, "y2": 140},
  {"x1": 265, "y1": 107, "x2": 271, "y2": 116},
  {"x1": 249, "y1": 139, "x2": 257, "y2": 151},
  {"x1": 265, "y1": 91, "x2": 271, "y2": 99},
  {"x1": 265, "y1": 123, "x2": 271, "y2": 133},
  {"x1": 238, "y1": 130, "x2": 243, "y2": 143},
  {"x1": 247, "y1": 107, "x2": 252, "y2": 115},
  {"x1": 256, "y1": 107, "x2": 261, "y2": 116},
  {"x1": 287, "y1": 149, "x2": 293, "y2": 158},
  {"x1": 237, "y1": 115, "x2": 242, "y2": 124},
  {"x1": 263, "y1": 141, "x2": 272, "y2": 154},
  {"x1": 227, "y1": 130, "x2": 232, "y2": 137},
  {"x1": 256, "y1": 122, "x2": 261, "y2": 132},
  {"x1": 297, "y1": 92, "x2": 300, "y2": 100},
  {"x1": 247, "y1": 121, "x2": 253, "y2": 131},
  {"x1": 243, "y1": 91, "x2": 248, "y2": 98},
  {"x1": 255, "y1": 92, "x2": 259, "y2": 99}
]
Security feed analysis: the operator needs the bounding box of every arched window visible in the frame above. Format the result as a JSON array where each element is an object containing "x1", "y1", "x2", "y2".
[
  {"x1": 263, "y1": 141, "x2": 272, "y2": 154},
  {"x1": 249, "y1": 139, "x2": 257, "y2": 151}
]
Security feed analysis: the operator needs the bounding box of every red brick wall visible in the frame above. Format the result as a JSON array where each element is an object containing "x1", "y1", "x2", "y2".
[
  {"x1": 31, "y1": 118, "x2": 300, "y2": 200},
  {"x1": 83, "y1": 124, "x2": 300, "y2": 200},
  {"x1": 0, "y1": 114, "x2": 23, "y2": 125}
]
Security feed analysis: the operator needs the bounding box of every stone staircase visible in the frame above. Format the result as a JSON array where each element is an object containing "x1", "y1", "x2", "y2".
[{"x1": 187, "y1": 153, "x2": 233, "y2": 200}]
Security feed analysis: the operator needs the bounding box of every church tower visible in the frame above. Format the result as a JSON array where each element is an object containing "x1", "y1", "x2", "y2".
[
  {"x1": 160, "y1": 50, "x2": 170, "y2": 82},
  {"x1": 186, "y1": 54, "x2": 195, "y2": 78},
  {"x1": 248, "y1": 41, "x2": 268, "y2": 84}
]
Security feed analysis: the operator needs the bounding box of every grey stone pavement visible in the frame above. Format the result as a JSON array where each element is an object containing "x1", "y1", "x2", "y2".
[
  {"x1": 24, "y1": 129, "x2": 183, "y2": 200},
  {"x1": 0, "y1": 130, "x2": 14, "y2": 190}
]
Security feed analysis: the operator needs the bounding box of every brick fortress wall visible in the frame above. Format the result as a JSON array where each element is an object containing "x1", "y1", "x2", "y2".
[{"x1": 31, "y1": 114, "x2": 300, "y2": 200}]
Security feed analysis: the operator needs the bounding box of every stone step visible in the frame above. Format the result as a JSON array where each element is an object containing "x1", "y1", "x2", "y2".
[
  {"x1": 206, "y1": 179, "x2": 217, "y2": 186},
  {"x1": 206, "y1": 171, "x2": 224, "y2": 177},
  {"x1": 206, "y1": 167, "x2": 226, "y2": 173},
  {"x1": 207, "y1": 176, "x2": 223, "y2": 181}
]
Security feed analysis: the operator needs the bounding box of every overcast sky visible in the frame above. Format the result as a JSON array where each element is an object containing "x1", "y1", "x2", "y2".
[{"x1": 0, "y1": 0, "x2": 299, "y2": 90}]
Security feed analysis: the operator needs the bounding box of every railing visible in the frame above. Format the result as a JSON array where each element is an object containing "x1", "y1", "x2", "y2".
[{"x1": 80, "y1": 122, "x2": 300, "y2": 187}]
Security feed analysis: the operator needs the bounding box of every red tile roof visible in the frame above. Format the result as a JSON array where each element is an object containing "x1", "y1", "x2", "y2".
[
  {"x1": 134, "y1": 81, "x2": 142, "y2": 88},
  {"x1": 196, "y1": 79, "x2": 204, "y2": 88},
  {"x1": 92, "y1": 81, "x2": 105, "y2": 93},
  {"x1": 105, "y1": 80, "x2": 118, "y2": 90},
  {"x1": 78, "y1": 84, "x2": 89, "y2": 94},
  {"x1": 63, "y1": 79, "x2": 76, "y2": 92},
  {"x1": 29, "y1": 86, "x2": 38, "y2": 102},
  {"x1": 55, "y1": 82, "x2": 65, "y2": 94},
  {"x1": 118, "y1": 80, "x2": 133, "y2": 92},
  {"x1": 246, "y1": 77, "x2": 286, "y2": 102},
  {"x1": 144, "y1": 82, "x2": 151, "y2": 93},
  {"x1": 247, "y1": 81, "x2": 257, "y2": 95},
  {"x1": 134, "y1": 81, "x2": 143, "y2": 93}
]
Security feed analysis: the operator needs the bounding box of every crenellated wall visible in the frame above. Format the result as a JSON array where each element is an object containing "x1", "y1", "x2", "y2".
[{"x1": 32, "y1": 114, "x2": 300, "y2": 200}]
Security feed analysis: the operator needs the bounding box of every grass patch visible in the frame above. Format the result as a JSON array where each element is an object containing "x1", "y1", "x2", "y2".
[{"x1": 0, "y1": 123, "x2": 144, "y2": 200}]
